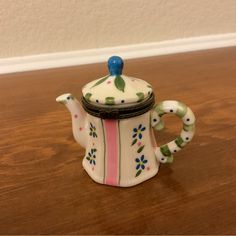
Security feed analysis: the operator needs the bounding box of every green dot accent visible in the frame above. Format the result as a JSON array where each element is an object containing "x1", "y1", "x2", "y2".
[
  {"x1": 175, "y1": 136, "x2": 185, "y2": 148},
  {"x1": 160, "y1": 144, "x2": 172, "y2": 156},
  {"x1": 154, "y1": 102, "x2": 165, "y2": 116},
  {"x1": 176, "y1": 102, "x2": 187, "y2": 118},
  {"x1": 136, "y1": 92, "x2": 145, "y2": 102},
  {"x1": 84, "y1": 93, "x2": 92, "y2": 102},
  {"x1": 167, "y1": 155, "x2": 174, "y2": 163},
  {"x1": 183, "y1": 123, "x2": 195, "y2": 131},
  {"x1": 153, "y1": 120, "x2": 164, "y2": 131},
  {"x1": 58, "y1": 100, "x2": 67, "y2": 105},
  {"x1": 105, "y1": 97, "x2": 115, "y2": 105}
]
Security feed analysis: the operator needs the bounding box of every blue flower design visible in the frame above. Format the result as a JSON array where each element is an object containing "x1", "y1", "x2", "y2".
[
  {"x1": 135, "y1": 155, "x2": 148, "y2": 170},
  {"x1": 86, "y1": 148, "x2": 97, "y2": 165},
  {"x1": 133, "y1": 124, "x2": 146, "y2": 139}
]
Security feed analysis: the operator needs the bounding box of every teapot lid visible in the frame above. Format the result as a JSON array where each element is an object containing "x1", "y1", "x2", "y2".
[{"x1": 82, "y1": 56, "x2": 153, "y2": 105}]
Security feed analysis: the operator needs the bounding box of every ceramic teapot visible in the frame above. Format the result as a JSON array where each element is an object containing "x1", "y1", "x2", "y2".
[{"x1": 56, "y1": 56, "x2": 196, "y2": 187}]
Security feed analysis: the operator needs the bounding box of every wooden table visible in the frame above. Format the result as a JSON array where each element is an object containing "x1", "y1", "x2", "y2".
[{"x1": 0, "y1": 47, "x2": 236, "y2": 235}]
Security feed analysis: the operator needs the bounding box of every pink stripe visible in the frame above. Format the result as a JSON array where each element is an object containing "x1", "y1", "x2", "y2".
[{"x1": 104, "y1": 120, "x2": 119, "y2": 186}]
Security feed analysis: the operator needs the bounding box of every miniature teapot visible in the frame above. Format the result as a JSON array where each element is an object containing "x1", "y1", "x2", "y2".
[{"x1": 56, "y1": 56, "x2": 196, "y2": 187}]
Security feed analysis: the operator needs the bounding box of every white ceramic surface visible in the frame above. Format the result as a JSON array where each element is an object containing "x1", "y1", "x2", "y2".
[{"x1": 56, "y1": 56, "x2": 196, "y2": 187}]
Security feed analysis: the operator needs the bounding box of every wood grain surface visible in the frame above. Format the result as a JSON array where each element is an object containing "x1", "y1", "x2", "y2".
[{"x1": 0, "y1": 47, "x2": 236, "y2": 235}]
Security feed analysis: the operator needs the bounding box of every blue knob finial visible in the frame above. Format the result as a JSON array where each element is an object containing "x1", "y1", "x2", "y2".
[{"x1": 108, "y1": 56, "x2": 124, "y2": 76}]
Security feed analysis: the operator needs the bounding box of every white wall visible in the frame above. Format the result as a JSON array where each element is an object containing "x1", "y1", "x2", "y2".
[{"x1": 1, "y1": 0, "x2": 236, "y2": 58}]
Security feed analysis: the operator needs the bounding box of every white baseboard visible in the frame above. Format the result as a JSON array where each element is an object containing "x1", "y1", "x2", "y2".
[{"x1": 1, "y1": 33, "x2": 236, "y2": 75}]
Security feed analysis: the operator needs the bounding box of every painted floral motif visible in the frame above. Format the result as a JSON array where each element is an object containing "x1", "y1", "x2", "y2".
[
  {"x1": 86, "y1": 148, "x2": 97, "y2": 165},
  {"x1": 135, "y1": 155, "x2": 148, "y2": 177},
  {"x1": 131, "y1": 124, "x2": 146, "y2": 145},
  {"x1": 131, "y1": 124, "x2": 147, "y2": 177},
  {"x1": 89, "y1": 122, "x2": 97, "y2": 138},
  {"x1": 91, "y1": 75, "x2": 126, "y2": 93}
]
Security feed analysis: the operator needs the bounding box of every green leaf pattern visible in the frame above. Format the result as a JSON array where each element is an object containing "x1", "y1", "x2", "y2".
[
  {"x1": 87, "y1": 75, "x2": 154, "y2": 104},
  {"x1": 91, "y1": 76, "x2": 109, "y2": 88},
  {"x1": 131, "y1": 139, "x2": 137, "y2": 146},
  {"x1": 114, "y1": 75, "x2": 125, "y2": 92},
  {"x1": 137, "y1": 145, "x2": 145, "y2": 153},
  {"x1": 91, "y1": 75, "x2": 126, "y2": 93},
  {"x1": 135, "y1": 169, "x2": 142, "y2": 177}
]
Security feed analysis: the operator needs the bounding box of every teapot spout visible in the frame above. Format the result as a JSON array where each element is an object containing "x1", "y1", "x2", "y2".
[{"x1": 56, "y1": 93, "x2": 87, "y2": 148}]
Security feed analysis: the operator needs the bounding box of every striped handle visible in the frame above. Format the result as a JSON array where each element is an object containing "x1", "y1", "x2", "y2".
[{"x1": 151, "y1": 100, "x2": 196, "y2": 163}]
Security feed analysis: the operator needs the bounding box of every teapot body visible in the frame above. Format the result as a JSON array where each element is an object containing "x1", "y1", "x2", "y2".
[
  {"x1": 56, "y1": 56, "x2": 196, "y2": 187},
  {"x1": 83, "y1": 111, "x2": 160, "y2": 187}
]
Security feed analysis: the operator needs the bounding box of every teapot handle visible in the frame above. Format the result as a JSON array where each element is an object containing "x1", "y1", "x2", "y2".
[{"x1": 151, "y1": 100, "x2": 196, "y2": 163}]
